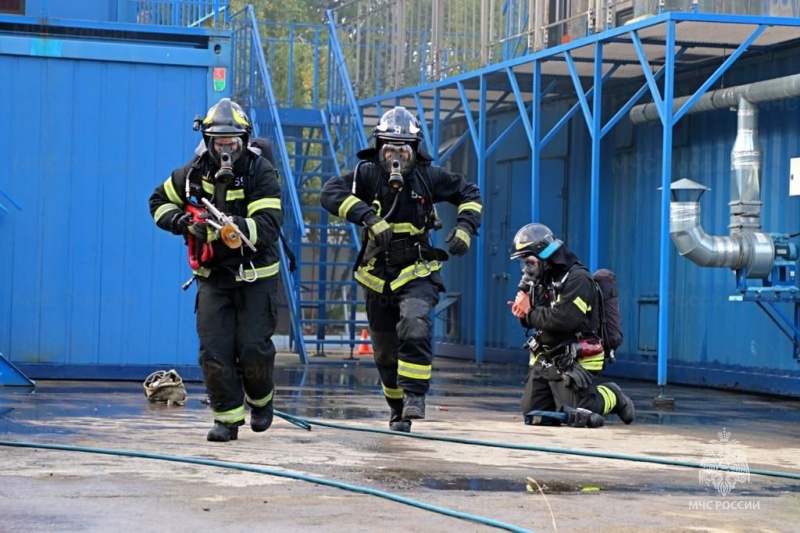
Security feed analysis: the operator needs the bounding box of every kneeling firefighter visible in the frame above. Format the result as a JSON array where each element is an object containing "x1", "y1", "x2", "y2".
[
  {"x1": 320, "y1": 106, "x2": 483, "y2": 432},
  {"x1": 508, "y1": 223, "x2": 635, "y2": 426},
  {"x1": 149, "y1": 98, "x2": 283, "y2": 442}
]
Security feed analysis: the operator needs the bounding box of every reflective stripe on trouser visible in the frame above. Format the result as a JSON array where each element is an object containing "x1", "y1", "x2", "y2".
[
  {"x1": 596, "y1": 385, "x2": 618, "y2": 415},
  {"x1": 366, "y1": 277, "x2": 441, "y2": 395},
  {"x1": 246, "y1": 389, "x2": 274, "y2": 408},
  {"x1": 197, "y1": 276, "x2": 279, "y2": 417},
  {"x1": 213, "y1": 405, "x2": 246, "y2": 424},
  {"x1": 371, "y1": 331, "x2": 404, "y2": 413}
]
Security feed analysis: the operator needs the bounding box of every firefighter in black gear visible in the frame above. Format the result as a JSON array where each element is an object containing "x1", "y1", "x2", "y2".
[
  {"x1": 320, "y1": 106, "x2": 483, "y2": 433},
  {"x1": 149, "y1": 98, "x2": 283, "y2": 442},
  {"x1": 508, "y1": 223, "x2": 635, "y2": 425}
]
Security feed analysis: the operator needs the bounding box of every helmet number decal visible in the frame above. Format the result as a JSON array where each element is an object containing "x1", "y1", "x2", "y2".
[{"x1": 394, "y1": 125, "x2": 402, "y2": 133}]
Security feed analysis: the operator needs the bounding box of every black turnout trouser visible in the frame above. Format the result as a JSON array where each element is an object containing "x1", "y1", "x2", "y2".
[
  {"x1": 196, "y1": 276, "x2": 278, "y2": 416},
  {"x1": 367, "y1": 277, "x2": 441, "y2": 399},
  {"x1": 521, "y1": 356, "x2": 605, "y2": 416}
]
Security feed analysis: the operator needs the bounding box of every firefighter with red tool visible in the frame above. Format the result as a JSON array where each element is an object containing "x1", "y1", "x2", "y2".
[{"x1": 149, "y1": 98, "x2": 282, "y2": 442}]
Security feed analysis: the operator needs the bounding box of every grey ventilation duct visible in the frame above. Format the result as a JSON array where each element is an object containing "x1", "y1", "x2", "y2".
[
  {"x1": 630, "y1": 74, "x2": 800, "y2": 280},
  {"x1": 629, "y1": 73, "x2": 800, "y2": 125},
  {"x1": 669, "y1": 99, "x2": 774, "y2": 278}
]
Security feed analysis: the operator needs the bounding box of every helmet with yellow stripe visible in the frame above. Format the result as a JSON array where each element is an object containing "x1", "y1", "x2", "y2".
[{"x1": 200, "y1": 98, "x2": 252, "y2": 166}]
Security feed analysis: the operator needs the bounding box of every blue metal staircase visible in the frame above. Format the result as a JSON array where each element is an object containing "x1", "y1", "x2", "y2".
[{"x1": 228, "y1": 7, "x2": 369, "y2": 362}]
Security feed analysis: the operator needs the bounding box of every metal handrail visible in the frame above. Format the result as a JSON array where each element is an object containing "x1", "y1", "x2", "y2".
[
  {"x1": 326, "y1": 8, "x2": 368, "y2": 172},
  {"x1": 128, "y1": 0, "x2": 228, "y2": 28},
  {"x1": 228, "y1": 4, "x2": 309, "y2": 362},
  {"x1": 239, "y1": 5, "x2": 306, "y2": 240}
]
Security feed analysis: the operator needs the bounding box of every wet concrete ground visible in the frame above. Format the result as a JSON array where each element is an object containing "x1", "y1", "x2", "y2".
[{"x1": 1, "y1": 355, "x2": 799, "y2": 532}]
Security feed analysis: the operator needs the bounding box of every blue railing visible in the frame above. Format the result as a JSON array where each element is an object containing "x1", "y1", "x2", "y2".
[
  {"x1": 325, "y1": 9, "x2": 368, "y2": 175},
  {"x1": 124, "y1": 0, "x2": 228, "y2": 28},
  {"x1": 256, "y1": 21, "x2": 327, "y2": 110},
  {"x1": 229, "y1": 5, "x2": 308, "y2": 362}
]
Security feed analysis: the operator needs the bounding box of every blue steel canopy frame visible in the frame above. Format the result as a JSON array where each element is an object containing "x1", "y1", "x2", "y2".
[{"x1": 357, "y1": 11, "x2": 800, "y2": 383}]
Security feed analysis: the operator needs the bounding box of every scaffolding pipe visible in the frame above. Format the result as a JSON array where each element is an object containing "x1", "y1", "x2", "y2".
[{"x1": 629, "y1": 73, "x2": 800, "y2": 124}]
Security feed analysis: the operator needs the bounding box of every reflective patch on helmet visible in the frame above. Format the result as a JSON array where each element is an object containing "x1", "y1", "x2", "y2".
[
  {"x1": 232, "y1": 107, "x2": 249, "y2": 127},
  {"x1": 537, "y1": 240, "x2": 561, "y2": 259}
]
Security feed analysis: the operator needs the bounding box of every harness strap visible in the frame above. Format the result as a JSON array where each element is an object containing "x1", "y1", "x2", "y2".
[{"x1": 248, "y1": 154, "x2": 297, "y2": 272}]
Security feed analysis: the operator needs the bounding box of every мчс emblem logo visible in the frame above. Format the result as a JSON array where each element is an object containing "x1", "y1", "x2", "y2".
[{"x1": 699, "y1": 428, "x2": 751, "y2": 496}]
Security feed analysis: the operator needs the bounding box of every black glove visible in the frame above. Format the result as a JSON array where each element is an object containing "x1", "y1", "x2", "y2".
[
  {"x1": 188, "y1": 221, "x2": 218, "y2": 243},
  {"x1": 445, "y1": 224, "x2": 472, "y2": 256},
  {"x1": 169, "y1": 211, "x2": 192, "y2": 236},
  {"x1": 552, "y1": 347, "x2": 576, "y2": 372},
  {"x1": 363, "y1": 213, "x2": 392, "y2": 249}
]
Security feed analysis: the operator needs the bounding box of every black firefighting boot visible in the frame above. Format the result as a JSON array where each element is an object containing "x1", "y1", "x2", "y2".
[
  {"x1": 604, "y1": 382, "x2": 635, "y2": 424},
  {"x1": 563, "y1": 406, "x2": 605, "y2": 428},
  {"x1": 388, "y1": 400, "x2": 412, "y2": 433},
  {"x1": 207, "y1": 421, "x2": 241, "y2": 442},
  {"x1": 402, "y1": 391, "x2": 426, "y2": 420},
  {"x1": 250, "y1": 401, "x2": 274, "y2": 433}
]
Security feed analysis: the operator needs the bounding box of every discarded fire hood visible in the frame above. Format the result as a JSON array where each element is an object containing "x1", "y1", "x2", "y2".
[{"x1": 632, "y1": 81, "x2": 800, "y2": 361}]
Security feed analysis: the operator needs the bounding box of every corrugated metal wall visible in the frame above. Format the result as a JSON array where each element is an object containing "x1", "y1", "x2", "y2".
[
  {"x1": 0, "y1": 21, "x2": 229, "y2": 379},
  {"x1": 438, "y1": 49, "x2": 800, "y2": 394}
]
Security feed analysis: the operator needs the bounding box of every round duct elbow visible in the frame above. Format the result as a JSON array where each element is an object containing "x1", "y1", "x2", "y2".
[
  {"x1": 670, "y1": 202, "x2": 742, "y2": 268},
  {"x1": 670, "y1": 202, "x2": 775, "y2": 278}
]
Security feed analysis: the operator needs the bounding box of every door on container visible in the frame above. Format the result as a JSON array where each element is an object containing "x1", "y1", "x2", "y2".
[
  {"x1": 485, "y1": 157, "x2": 565, "y2": 355},
  {"x1": 539, "y1": 158, "x2": 565, "y2": 238}
]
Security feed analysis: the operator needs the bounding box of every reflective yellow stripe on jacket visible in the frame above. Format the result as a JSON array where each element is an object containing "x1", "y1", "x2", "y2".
[
  {"x1": 355, "y1": 260, "x2": 443, "y2": 293},
  {"x1": 389, "y1": 261, "x2": 442, "y2": 292},
  {"x1": 235, "y1": 261, "x2": 279, "y2": 282},
  {"x1": 579, "y1": 353, "x2": 605, "y2": 372},
  {"x1": 355, "y1": 265, "x2": 385, "y2": 293}
]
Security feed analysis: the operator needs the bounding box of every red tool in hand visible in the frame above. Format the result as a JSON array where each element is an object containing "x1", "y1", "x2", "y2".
[{"x1": 185, "y1": 205, "x2": 214, "y2": 269}]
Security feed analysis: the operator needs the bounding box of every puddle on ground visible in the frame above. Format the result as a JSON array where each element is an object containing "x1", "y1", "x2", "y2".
[
  {"x1": 278, "y1": 406, "x2": 377, "y2": 420},
  {"x1": 370, "y1": 470, "x2": 800, "y2": 497}
]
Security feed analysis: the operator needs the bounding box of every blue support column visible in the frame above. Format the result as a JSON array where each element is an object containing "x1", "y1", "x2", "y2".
[
  {"x1": 589, "y1": 41, "x2": 603, "y2": 271},
  {"x1": 433, "y1": 88, "x2": 441, "y2": 160},
  {"x1": 474, "y1": 74, "x2": 488, "y2": 367},
  {"x1": 531, "y1": 60, "x2": 542, "y2": 222},
  {"x1": 657, "y1": 21, "x2": 677, "y2": 388}
]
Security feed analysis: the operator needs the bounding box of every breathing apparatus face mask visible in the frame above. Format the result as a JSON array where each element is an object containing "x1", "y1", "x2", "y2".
[
  {"x1": 521, "y1": 257, "x2": 542, "y2": 281},
  {"x1": 378, "y1": 143, "x2": 416, "y2": 191},
  {"x1": 210, "y1": 137, "x2": 243, "y2": 184}
]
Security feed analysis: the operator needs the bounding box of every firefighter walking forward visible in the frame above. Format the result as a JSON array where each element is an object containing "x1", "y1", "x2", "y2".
[
  {"x1": 149, "y1": 98, "x2": 283, "y2": 442},
  {"x1": 320, "y1": 106, "x2": 483, "y2": 433}
]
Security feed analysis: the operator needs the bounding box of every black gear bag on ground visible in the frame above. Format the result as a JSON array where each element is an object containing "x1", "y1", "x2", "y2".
[{"x1": 593, "y1": 268, "x2": 623, "y2": 357}]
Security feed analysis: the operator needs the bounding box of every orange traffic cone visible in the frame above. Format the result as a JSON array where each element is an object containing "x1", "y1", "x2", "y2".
[{"x1": 356, "y1": 328, "x2": 373, "y2": 356}]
